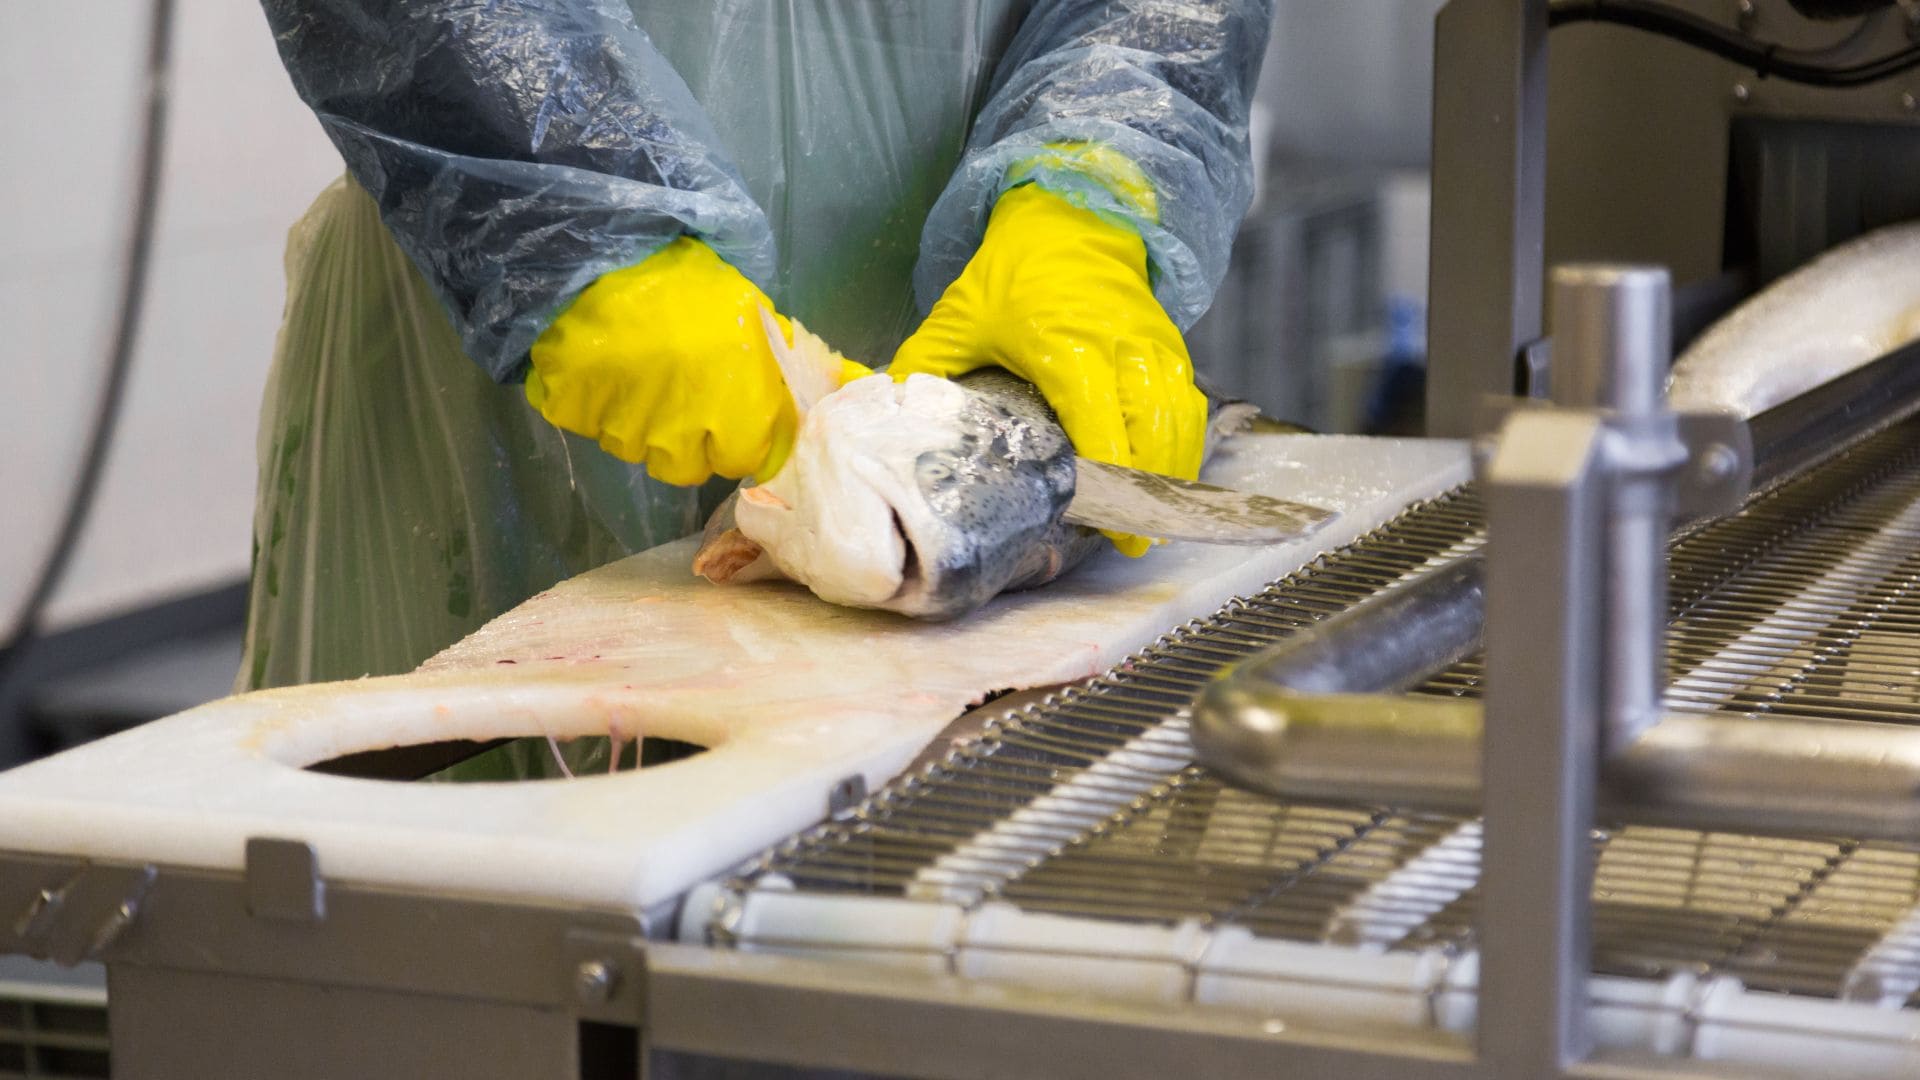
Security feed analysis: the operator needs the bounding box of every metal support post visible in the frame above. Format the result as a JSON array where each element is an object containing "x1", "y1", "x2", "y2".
[
  {"x1": 1479, "y1": 265, "x2": 1681, "y2": 1077},
  {"x1": 1480, "y1": 405, "x2": 1605, "y2": 1075},
  {"x1": 1427, "y1": 0, "x2": 1550, "y2": 436},
  {"x1": 1550, "y1": 267, "x2": 1683, "y2": 752}
]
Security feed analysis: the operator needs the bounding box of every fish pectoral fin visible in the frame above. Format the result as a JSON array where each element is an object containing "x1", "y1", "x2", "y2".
[
  {"x1": 692, "y1": 528, "x2": 781, "y2": 584},
  {"x1": 1062, "y1": 457, "x2": 1339, "y2": 547},
  {"x1": 740, "y1": 485, "x2": 792, "y2": 511},
  {"x1": 759, "y1": 309, "x2": 851, "y2": 415},
  {"x1": 1207, "y1": 401, "x2": 1265, "y2": 442}
]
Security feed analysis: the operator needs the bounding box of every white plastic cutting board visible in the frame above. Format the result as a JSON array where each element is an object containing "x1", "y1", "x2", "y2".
[{"x1": 0, "y1": 435, "x2": 1468, "y2": 911}]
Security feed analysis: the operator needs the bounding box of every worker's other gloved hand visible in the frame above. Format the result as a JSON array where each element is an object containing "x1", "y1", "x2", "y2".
[
  {"x1": 891, "y1": 149, "x2": 1206, "y2": 557},
  {"x1": 527, "y1": 237, "x2": 867, "y2": 486}
]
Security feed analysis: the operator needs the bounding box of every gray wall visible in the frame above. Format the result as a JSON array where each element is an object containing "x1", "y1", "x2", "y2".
[
  {"x1": 1260, "y1": 1, "x2": 1448, "y2": 170},
  {"x1": 1, "y1": 2, "x2": 341, "y2": 633}
]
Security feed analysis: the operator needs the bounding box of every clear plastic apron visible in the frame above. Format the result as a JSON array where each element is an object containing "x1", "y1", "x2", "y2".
[{"x1": 239, "y1": 1, "x2": 1027, "y2": 692}]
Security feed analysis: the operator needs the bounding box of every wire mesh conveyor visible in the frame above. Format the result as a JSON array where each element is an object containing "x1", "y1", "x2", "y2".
[{"x1": 706, "y1": 414, "x2": 1920, "y2": 1015}]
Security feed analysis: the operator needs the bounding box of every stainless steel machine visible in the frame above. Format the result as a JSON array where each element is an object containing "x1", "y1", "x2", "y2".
[
  {"x1": 1428, "y1": 0, "x2": 1920, "y2": 436},
  {"x1": 672, "y1": 277, "x2": 1920, "y2": 1080},
  {"x1": 8, "y1": 3, "x2": 1920, "y2": 1078}
]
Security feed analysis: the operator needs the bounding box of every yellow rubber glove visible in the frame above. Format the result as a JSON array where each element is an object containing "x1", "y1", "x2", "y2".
[
  {"x1": 526, "y1": 237, "x2": 865, "y2": 486},
  {"x1": 891, "y1": 172, "x2": 1206, "y2": 558}
]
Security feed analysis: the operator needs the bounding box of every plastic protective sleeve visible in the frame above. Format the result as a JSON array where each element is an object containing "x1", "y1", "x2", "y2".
[
  {"x1": 259, "y1": 0, "x2": 777, "y2": 381},
  {"x1": 915, "y1": 0, "x2": 1276, "y2": 331}
]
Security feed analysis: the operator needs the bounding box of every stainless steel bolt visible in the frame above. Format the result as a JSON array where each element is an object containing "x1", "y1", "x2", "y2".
[
  {"x1": 575, "y1": 959, "x2": 618, "y2": 1004},
  {"x1": 1737, "y1": 0, "x2": 1756, "y2": 26},
  {"x1": 1903, "y1": 91, "x2": 1918, "y2": 113},
  {"x1": 87, "y1": 901, "x2": 140, "y2": 957},
  {"x1": 1699, "y1": 444, "x2": 1740, "y2": 482},
  {"x1": 1732, "y1": 83, "x2": 1751, "y2": 104},
  {"x1": 12, "y1": 889, "x2": 56, "y2": 936}
]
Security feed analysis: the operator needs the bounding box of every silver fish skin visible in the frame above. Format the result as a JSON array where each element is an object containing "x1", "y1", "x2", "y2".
[
  {"x1": 1670, "y1": 221, "x2": 1920, "y2": 419},
  {"x1": 694, "y1": 368, "x2": 1248, "y2": 621},
  {"x1": 896, "y1": 368, "x2": 1104, "y2": 620}
]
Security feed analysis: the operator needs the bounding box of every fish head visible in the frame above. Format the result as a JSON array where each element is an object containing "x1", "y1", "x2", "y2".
[{"x1": 732, "y1": 372, "x2": 1077, "y2": 619}]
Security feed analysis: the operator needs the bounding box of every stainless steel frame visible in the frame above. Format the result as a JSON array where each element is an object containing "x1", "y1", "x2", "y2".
[
  {"x1": 1196, "y1": 258, "x2": 1920, "y2": 1079},
  {"x1": 1481, "y1": 263, "x2": 1743, "y2": 1076},
  {"x1": 1, "y1": 845, "x2": 657, "y2": 1079},
  {"x1": 1425, "y1": 0, "x2": 1920, "y2": 437},
  {"x1": 1426, "y1": 0, "x2": 1549, "y2": 436}
]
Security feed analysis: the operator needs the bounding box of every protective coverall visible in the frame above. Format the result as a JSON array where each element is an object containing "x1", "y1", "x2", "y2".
[{"x1": 245, "y1": 0, "x2": 1273, "y2": 693}]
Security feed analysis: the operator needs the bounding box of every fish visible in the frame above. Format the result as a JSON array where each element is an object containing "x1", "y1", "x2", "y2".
[
  {"x1": 1670, "y1": 221, "x2": 1920, "y2": 418},
  {"x1": 691, "y1": 313, "x2": 1271, "y2": 620}
]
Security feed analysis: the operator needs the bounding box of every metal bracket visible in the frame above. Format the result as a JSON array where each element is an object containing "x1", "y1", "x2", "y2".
[
  {"x1": 1475, "y1": 400, "x2": 1752, "y2": 524},
  {"x1": 246, "y1": 837, "x2": 325, "y2": 924},
  {"x1": 828, "y1": 774, "x2": 868, "y2": 819},
  {"x1": 10, "y1": 861, "x2": 156, "y2": 966},
  {"x1": 1672, "y1": 411, "x2": 1753, "y2": 520},
  {"x1": 1521, "y1": 337, "x2": 1554, "y2": 400}
]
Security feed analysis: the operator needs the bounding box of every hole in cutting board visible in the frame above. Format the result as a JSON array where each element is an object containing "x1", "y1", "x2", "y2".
[{"x1": 306, "y1": 735, "x2": 707, "y2": 782}]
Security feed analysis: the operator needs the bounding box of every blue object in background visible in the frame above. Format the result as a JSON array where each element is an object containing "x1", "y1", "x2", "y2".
[{"x1": 1365, "y1": 293, "x2": 1428, "y2": 436}]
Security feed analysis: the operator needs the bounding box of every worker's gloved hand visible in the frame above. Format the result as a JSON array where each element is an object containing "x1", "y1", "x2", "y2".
[
  {"x1": 891, "y1": 152, "x2": 1206, "y2": 558},
  {"x1": 527, "y1": 237, "x2": 866, "y2": 486}
]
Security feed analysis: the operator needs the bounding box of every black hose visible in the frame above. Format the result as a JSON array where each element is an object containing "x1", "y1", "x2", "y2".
[
  {"x1": 1787, "y1": 0, "x2": 1898, "y2": 19},
  {"x1": 1550, "y1": 0, "x2": 1920, "y2": 86},
  {"x1": 0, "y1": 0, "x2": 175, "y2": 678}
]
